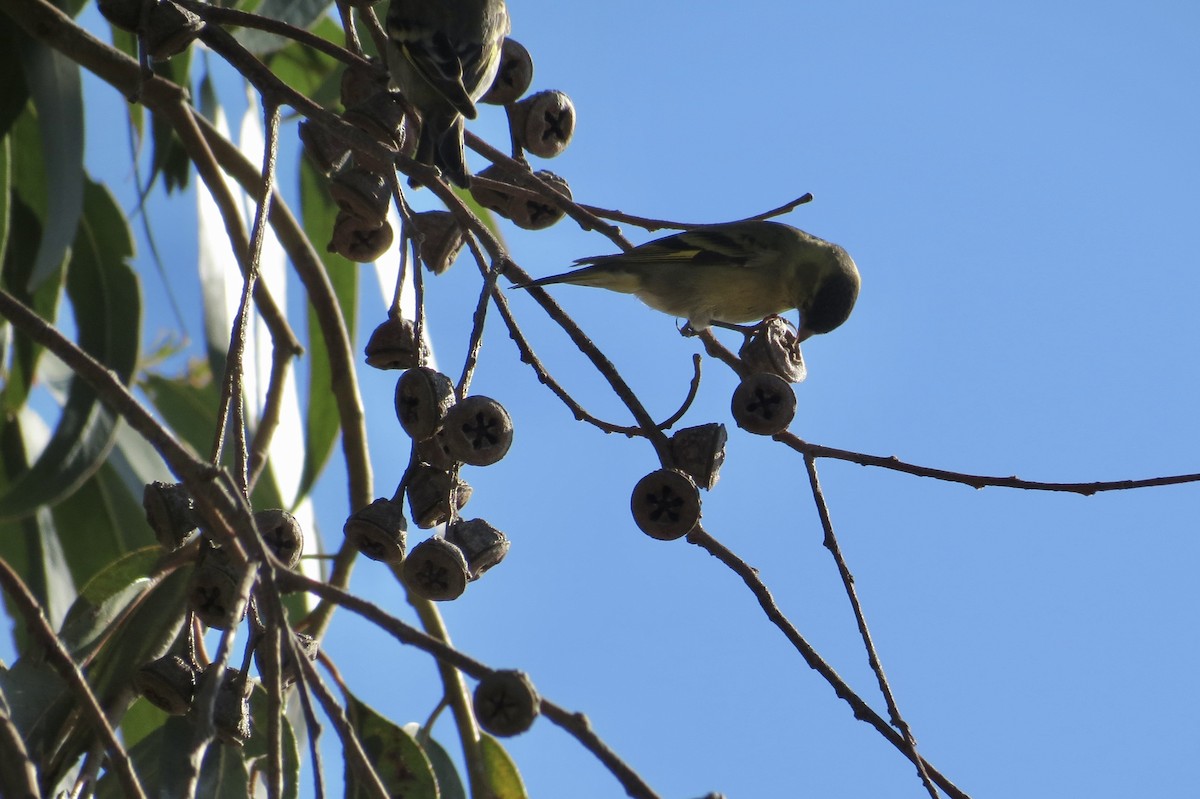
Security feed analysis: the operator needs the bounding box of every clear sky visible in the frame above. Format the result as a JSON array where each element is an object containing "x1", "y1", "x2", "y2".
[{"x1": 55, "y1": 0, "x2": 1200, "y2": 797}]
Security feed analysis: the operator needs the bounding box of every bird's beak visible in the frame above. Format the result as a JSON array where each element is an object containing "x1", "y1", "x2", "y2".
[{"x1": 796, "y1": 327, "x2": 815, "y2": 342}]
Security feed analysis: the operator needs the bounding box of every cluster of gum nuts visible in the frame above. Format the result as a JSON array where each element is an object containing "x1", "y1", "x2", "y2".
[{"x1": 133, "y1": 482, "x2": 318, "y2": 745}]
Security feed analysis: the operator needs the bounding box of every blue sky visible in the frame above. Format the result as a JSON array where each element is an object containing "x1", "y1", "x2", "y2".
[{"x1": 50, "y1": 0, "x2": 1200, "y2": 797}]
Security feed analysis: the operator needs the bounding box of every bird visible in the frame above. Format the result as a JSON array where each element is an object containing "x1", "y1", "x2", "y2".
[
  {"x1": 514, "y1": 221, "x2": 861, "y2": 339},
  {"x1": 385, "y1": 0, "x2": 510, "y2": 188}
]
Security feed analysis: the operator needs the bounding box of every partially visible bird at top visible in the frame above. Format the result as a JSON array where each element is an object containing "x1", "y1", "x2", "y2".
[
  {"x1": 514, "y1": 220, "x2": 861, "y2": 340},
  {"x1": 385, "y1": 0, "x2": 510, "y2": 188}
]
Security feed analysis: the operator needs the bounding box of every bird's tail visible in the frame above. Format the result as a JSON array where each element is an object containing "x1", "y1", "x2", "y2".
[{"x1": 510, "y1": 258, "x2": 641, "y2": 293}]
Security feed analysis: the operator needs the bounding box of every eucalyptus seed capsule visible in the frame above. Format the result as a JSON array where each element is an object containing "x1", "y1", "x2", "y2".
[
  {"x1": 739, "y1": 316, "x2": 807, "y2": 383},
  {"x1": 364, "y1": 314, "x2": 427, "y2": 370},
  {"x1": 402, "y1": 537, "x2": 470, "y2": 601},
  {"x1": 343, "y1": 498, "x2": 408, "y2": 564},
  {"x1": 630, "y1": 469, "x2": 701, "y2": 541},
  {"x1": 481, "y1": 38, "x2": 534, "y2": 106},
  {"x1": 473, "y1": 670, "x2": 540, "y2": 737},
  {"x1": 406, "y1": 464, "x2": 473, "y2": 529},
  {"x1": 445, "y1": 518, "x2": 509, "y2": 580},
  {"x1": 255, "y1": 509, "x2": 304, "y2": 569},
  {"x1": 669, "y1": 423, "x2": 728, "y2": 491},
  {"x1": 511, "y1": 90, "x2": 576, "y2": 159},
  {"x1": 394, "y1": 367, "x2": 456, "y2": 441},
  {"x1": 187, "y1": 541, "x2": 249, "y2": 630},
  {"x1": 439, "y1": 396, "x2": 513, "y2": 467},
  {"x1": 134, "y1": 654, "x2": 198, "y2": 716},
  {"x1": 731, "y1": 373, "x2": 796, "y2": 436}
]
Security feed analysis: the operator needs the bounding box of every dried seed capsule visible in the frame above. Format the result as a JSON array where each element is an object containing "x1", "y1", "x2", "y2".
[
  {"x1": 445, "y1": 518, "x2": 509, "y2": 580},
  {"x1": 187, "y1": 541, "x2": 250, "y2": 630},
  {"x1": 365, "y1": 314, "x2": 427, "y2": 370},
  {"x1": 481, "y1": 38, "x2": 534, "y2": 106},
  {"x1": 255, "y1": 509, "x2": 304, "y2": 569},
  {"x1": 731, "y1": 373, "x2": 797, "y2": 436},
  {"x1": 509, "y1": 170, "x2": 570, "y2": 231},
  {"x1": 631, "y1": 469, "x2": 701, "y2": 541},
  {"x1": 343, "y1": 90, "x2": 411, "y2": 171},
  {"x1": 439, "y1": 396, "x2": 513, "y2": 467},
  {"x1": 298, "y1": 120, "x2": 351, "y2": 176},
  {"x1": 473, "y1": 670, "x2": 540, "y2": 737},
  {"x1": 406, "y1": 464, "x2": 472, "y2": 529},
  {"x1": 143, "y1": 0, "x2": 204, "y2": 61},
  {"x1": 329, "y1": 167, "x2": 391, "y2": 226},
  {"x1": 415, "y1": 434, "x2": 457, "y2": 471},
  {"x1": 254, "y1": 631, "x2": 319, "y2": 688},
  {"x1": 411, "y1": 211, "x2": 466, "y2": 275},
  {"x1": 143, "y1": 481, "x2": 199, "y2": 550},
  {"x1": 511, "y1": 90, "x2": 576, "y2": 159},
  {"x1": 402, "y1": 537, "x2": 470, "y2": 601},
  {"x1": 468, "y1": 164, "x2": 516, "y2": 218},
  {"x1": 328, "y1": 212, "x2": 394, "y2": 262},
  {"x1": 739, "y1": 316, "x2": 807, "y2": 383},
  {"x1": 669, "y1": 423, "x2": 728, "y2": 491},
  {"x1": 208, "y1": 666, "x2": 252, "y2": 747},
  {"x1": 394, "y1": 367, "x2": 457, "y2": 441},
  {"x1": 134, "y1": 654, "x2": 198, "y2": 715},
  {"x1": 343, "y1": 498, "x2": 408, "y2": 563}
]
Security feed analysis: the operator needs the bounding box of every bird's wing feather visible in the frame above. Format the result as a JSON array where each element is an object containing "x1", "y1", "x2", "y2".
[{"x1": 394, "y1": 31, "x2": 478, "y2": 118}]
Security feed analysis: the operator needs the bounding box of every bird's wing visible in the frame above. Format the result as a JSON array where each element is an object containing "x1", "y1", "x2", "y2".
[
  {"x1": 574, "y1": 227, "x2": 763, "y2": 269},
  {"x1": 394, "y1": 30, "x2": 479, "y2": 118}
]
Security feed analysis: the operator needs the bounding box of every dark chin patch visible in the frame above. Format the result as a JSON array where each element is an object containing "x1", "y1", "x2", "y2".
[{"x1": 806, "y1": 271, "x2": 860, "y2": 334}]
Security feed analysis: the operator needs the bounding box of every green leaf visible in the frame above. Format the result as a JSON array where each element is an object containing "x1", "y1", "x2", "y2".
[
  {"x1": 414, "y1": 729, "x2": 468, "y2": 799},
  {"x1": 0, "y1": 128, "x2": 10, "y2": 270},
  {"x1": 479, "y1": 733, "x2": 529, "y2": 799},
  {"x1": 96, "y1": 715, "x2": 251, "y2": 799},
  {"x1": 55, "y1": 547, "x2": 166, "y2": 658},
  {"x1": 235, "y1": 0, "x2": 334, "y2": 56},
  {"x1": 246, "y1": 686, "x2": 301, "y2": 799},
  {"x1": 266, "y1": 17, "x2": 343, "y2": 109},
  {"x1": 297, "y1": 158, "x2": 356, "y2": 501},
  {"x1": 149, "y1": 53, "x2": 194, "y2": 192},
  {"x1": 0, "y1": 24, "x2": 30, "y2": 140},
  {"x1": 344, "y1": 692, "x2": 438, "y2": 799},
  {"x1": 141, "y1": 363, "x2": 221, "y2": 464},
  {"x1": 15, "y1": 35, "x2": 83, "y2": 291},
  {"x1": 0, "y1": 179, "x2": 141, "y2": 521}
]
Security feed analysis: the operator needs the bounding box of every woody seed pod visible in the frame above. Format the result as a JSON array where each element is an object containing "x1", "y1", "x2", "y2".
[
  {"x1": 343, "y1": 498, "x2": 408, "y2": 563},
  {"x1": 481, "y1": 38, "x2": 534, "y2": 106},
  {"x1": 342, "y1": 90, "x2": 410, "y2": 171},
  {"x1": 439, "y1": 396, "x2": 513, "y2": 466},
  {"x1": 406, "y1": 464, "x2": 472, "y2": 529},
  {"x1": 395, "y1": 367, "x2": 457, "y2": 440},
  {"x1": 669, "y1": 423, "x2": 728, "y2": 491},
  {"x1": 509, "y1": 170, "x2": 570, "y2": 231},
  {"x1": 411, "y1": 211, "x2": 466, "y2": 275},
  {"x1": 511, "y1": 90, "x2": 576, "y2": 159},
  {"x1": 402, "y1": 537, "x2": 470, "y2": 601},
  {"x1": 445, "y1": 518, "x2": 509, "y2": 579},
  {"x1": 731, "y1": 373, "x2": 796, "y2": 436},
  {"x1": 209, "y1": 666, "x2": 252, "y2": 747},
  {"x1": 328, "y1": 212, "x2": 394, "y2": 262},
  {"x1": 468, "y1": 164, "x2": 517, "y2": 218},
  {"x1": 473, "y1": 670, "x2": 540, "y2": 737},
  {"x1": 340, "y1": 60, "x2": 390, "y2": 110},
  {"x1": 365, "y1": 314, "x2": 427, "y2": 370},
  {"x1": 329, "y1": 166, "x2": 391, "y2": 226},
  {"x1": 298, "y1": 120, "x2": 350, "y2": 175},
  {"x1": 631, "y1": 469, "x2": 701, "y2": 541},
  {"x1": 254, "y1": 631, "x2": 319, "y2": 688},
  {"x1": 255, "y1": 509, "x2": 304, "y2": 569},
  {"x1": 739, "y1": 316, "x2": 807, "y2": 383},
  {"x1": 143, "y1": 481, "x2": 199, "y2": 550},
  {"x1": 187, "y1": 541, "x2": 249, "y2": 630},
  {"x1": 134, "y1": 654, "x2": 198, "y2": 715},
  {"x1": 143, "y1": 0, "x2": 204, "y2": 61}
]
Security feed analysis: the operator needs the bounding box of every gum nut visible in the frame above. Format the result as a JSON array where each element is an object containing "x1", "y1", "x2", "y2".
[
  {"x1": 406, "y1": 464, "x2": 473, "y2": 529},
  {"x1": 402, "y1": 537, "x2": 470, "y2": 602},
  {"x1": 254, "y1": 631, "x2": 319, "y2": 688},
  {"x1": 510, "y1": 170, "x2": 570, "y2": 231},
  {"x1": 209, "y1": 666, "x2": 252, "y2": 747},
  {"x1": 669, "y1": 423, "x2": 728, "y2": 491},
  {"x1": 143, "y1": 480, "x2": 198, "y2": 550},
  {"x1": 343, "y1": 498, "x2": 408, "y2": 563},
  {"x1": 343, "y1": 89, "x2": 409, "y2": 152},
  {"x1": 134, "y1": 654, "x2": 198, "y2": 715},
  {"x1": 328, "y1": 212, "x2": 393, "y2": 263},
  {"x1": 739, "y1": 316, "x2": 807, "y2": 383},
  {"x1": 512, "y1": 90, "x2": 576, "y2": 159},
  {"x1": 731, "y1": 373, "x2": 797, "y2": 436},
  {"x1": 416, "y1": 434, "x2": 457, "y2": 471},
  {"x1": 329, "y1": 166, "x2": 391, "y2": 225},
  {"x1": 144, "y1": 0, "x2": 204, "y2": 62},
  {"x1": 473, "y1": 670, "x2": 540, "y2": 737},
  {"x1": 411, "y1": 210, "x2": 466, "y2": 275},
  {"x1": 445, "y1": 518, "x2": 510, "y2": 579},
  {"x1": 340, "y1": 59, "x2": 390, "y2": 110},
  {"x1": 298, "y1": 120, "x2": 350, "y2": 175},
  {"x1": 439, "y1": 396, "x2": 514, "y2": 466},
  {"x1": 630, "y1": 469, "x2": 701, "y2": 541},
  {"x1": 255, "y1": 509, "x2": 304, "y2": 569},
  {"x1": 187, "y1": 542, "x2": 249, "y2": 630},
  {"x1": 394, "y1": 367, "x2": 457, "y2": 440},
  {"x1": 365, "y1": 315, "x2": 427, "y2": 370},
  {"x1": 468, "y1": 164, "x2": 516, "y2": 218},
  {"x1": 482, "y1": 38, "x2": 534, "y2": 106}
]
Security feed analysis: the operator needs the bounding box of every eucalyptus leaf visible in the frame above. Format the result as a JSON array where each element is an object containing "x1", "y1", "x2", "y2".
[
  {"x1": 479, "y1": 733, "x2": 529, "y2": 799},
  {"x1": 235, "y1": 0, "x2": 334, "y2": 56},
  {"x1": 246, "y1": 686, "x2": 301, "y2": 799},
  {"x1": 412, "y1": 728, "x2": 468, "y2": 799},
  {"x1": 0, "y1": 180, "x2": 140, "y2": 521},
  {"x1": 344, "y1": 692, "x2": 437, "y2": 799}
]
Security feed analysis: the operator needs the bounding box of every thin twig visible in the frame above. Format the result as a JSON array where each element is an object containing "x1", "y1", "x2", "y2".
[
  {"x1": 804, "y1": 456, "x2": 940, "y2": 799},
  {"x1": 780, "y1": 434, "x2": 1200, "y2": 495},
  {"x1": 685, "y1": 524, "x2": 971, "y2": 799},
  {"x1": 302, "y1": 653, "x2": 389, "y2": 799},
  {"x1": 577, "y1": 193, "x2": 815, "y2": 233},
  {"x1": 0, "y1": 559, "x2": 147, "y2": 799}
]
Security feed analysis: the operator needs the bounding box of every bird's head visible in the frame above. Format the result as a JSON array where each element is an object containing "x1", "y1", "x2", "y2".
[{"x1": 797, "y1": 247, "x2": 860, "y2": 341}]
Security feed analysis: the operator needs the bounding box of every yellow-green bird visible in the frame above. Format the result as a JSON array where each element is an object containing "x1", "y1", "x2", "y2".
[
  {"x1": 518, "y1": 221, "x2": 861, "y2": 339},
  {"x1": 385, "y1": 0, "x2": 510, "y2": 187}
]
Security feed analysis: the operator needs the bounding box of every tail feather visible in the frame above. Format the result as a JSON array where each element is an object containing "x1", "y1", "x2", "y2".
[{"x1": 512, "y1": 261, "x2": 642, "y2": 293}]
